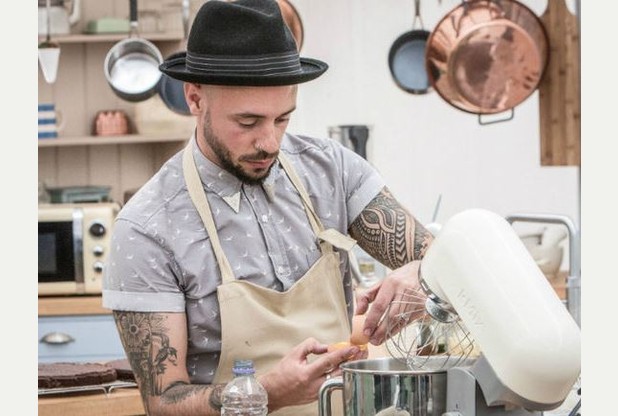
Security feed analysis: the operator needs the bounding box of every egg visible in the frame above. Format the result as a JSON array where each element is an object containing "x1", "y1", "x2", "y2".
[
  {"x1": 327, "y1": 341, "x2": 351, "y2": 353},
  {"x1": 350, "y1": 314, "x2": 370, "y2": 346},
  {"x1": 327, "y1": 341, "x2": 368, "y2": 361},
  {"x1": 326, "y1": 315, "x2": 370, "y2": 358}
]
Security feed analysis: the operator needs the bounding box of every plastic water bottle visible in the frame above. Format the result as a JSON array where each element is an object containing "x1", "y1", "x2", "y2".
[{"x1": 221, "y1": 359, "x2": 268, "y2": 415}]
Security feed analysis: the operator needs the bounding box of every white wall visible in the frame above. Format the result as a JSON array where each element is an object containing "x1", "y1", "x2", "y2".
[{"x1": 286, "y1": 0, "x2": 580, "y2": 231}]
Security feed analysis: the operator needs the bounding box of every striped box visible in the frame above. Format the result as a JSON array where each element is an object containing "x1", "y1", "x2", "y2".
[{"x1": 38, "y1": 103, "x2": 59, "y2": 139}]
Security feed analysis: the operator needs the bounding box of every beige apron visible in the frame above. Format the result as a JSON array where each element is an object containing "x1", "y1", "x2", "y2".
[{"x1": 182, "y1": 145, "x2": 354, "y2": 415}]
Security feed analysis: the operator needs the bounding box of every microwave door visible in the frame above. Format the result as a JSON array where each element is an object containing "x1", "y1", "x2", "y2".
[{"x1": 38, "y1": 210, "x2": 84, "y2": 284}]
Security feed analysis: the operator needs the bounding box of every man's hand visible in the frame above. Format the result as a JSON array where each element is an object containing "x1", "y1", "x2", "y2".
[
  {"x1": 258, "y1": 337, "x2": 361, "y2": 412},
  {"x1": 355, "y1": 260, "x2": 426, "y2": 345}
]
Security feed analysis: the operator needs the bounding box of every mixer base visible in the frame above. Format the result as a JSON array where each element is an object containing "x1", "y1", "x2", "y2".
[{"x1": 446, "y1": 365, "x2": 542, "y2": 416}]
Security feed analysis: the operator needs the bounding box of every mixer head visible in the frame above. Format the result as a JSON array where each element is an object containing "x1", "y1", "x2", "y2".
[{"x1": 384, "y1": 286, "x2": 479, "y2": 371}]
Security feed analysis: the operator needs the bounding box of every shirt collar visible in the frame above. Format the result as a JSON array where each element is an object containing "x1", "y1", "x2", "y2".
[{"x1": 190, "y1": 134, "x2": 283, "y2": 212}]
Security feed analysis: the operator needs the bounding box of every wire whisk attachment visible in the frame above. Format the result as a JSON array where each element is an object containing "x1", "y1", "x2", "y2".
[{"x1": 384, "y1": 287, "x2": 479, "y2": 371}]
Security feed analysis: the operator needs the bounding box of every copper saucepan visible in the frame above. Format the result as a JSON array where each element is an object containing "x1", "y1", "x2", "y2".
[
  {"x1": 277, "y1": 0, "x2": 304, "y2": 51},
  {"x1": 426, "y1": 0, "x2": 549, "y2": 122},
  {"x1": 223, "y1": 0, "x2": 303, "y2": 49}
]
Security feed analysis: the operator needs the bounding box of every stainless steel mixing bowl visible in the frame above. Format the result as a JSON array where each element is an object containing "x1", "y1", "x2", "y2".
[{"x1": 319, "y1": 356, "x2": 465, "y2": 416}]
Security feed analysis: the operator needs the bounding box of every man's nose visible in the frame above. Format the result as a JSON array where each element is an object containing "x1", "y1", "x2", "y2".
[{"x1": 255, "y1": 125, "x2": 279, "y2": 154}]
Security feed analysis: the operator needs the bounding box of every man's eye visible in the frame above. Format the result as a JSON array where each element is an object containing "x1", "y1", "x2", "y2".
[
  {"x1": 239, "y1": 120, "x2": 257, "y2": 128},
  {"x1": 276, "y1": 117, "x2": 290, "y2": 124}
]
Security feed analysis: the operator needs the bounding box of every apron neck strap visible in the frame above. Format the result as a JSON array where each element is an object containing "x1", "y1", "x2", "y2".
[
  {"x1": 182, "y1": 144, "x2": 236, "y2": 283},
  {"x1": 277, "y1": 153, "x2": 333, "y2": 254}
]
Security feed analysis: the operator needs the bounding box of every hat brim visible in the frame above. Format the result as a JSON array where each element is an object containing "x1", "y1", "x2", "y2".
[{"x1": 159, "y1": 52, "x2": 328, "y2": 86}]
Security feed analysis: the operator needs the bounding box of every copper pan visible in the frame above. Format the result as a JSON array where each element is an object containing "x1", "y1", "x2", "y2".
[
  {"x1": 276, "y1": 0, "x2": 304, "y2": 51},
  {"x1": 426, "y1": 0, "x2": 549, "y2": 120},
  {"x1": 225, "y1": 0, "x2": 304, "y2": 51}
]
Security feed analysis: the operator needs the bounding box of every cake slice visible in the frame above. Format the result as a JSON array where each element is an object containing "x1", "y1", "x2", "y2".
[
  {"x1": 38, "y1": 362, "x2": 117, "y2": 389},
  {"x1": 105, "y1": 358, "x2": 135, "y2": 382}
]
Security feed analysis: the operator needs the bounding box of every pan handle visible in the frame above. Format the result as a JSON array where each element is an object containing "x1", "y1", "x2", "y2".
[
  {"x1": 451, "y1": 1, "x2": 469, "y2": 37},
  {"x1": 412, "y1": 0, "x2": 425, "y2": 30},
  {"x1": 129, "y1": 0, "x2": 138, "y2": 36},
  {"x1": 477, "y1": 108, "x2": 514, "y2": 125},
  {"x1": 182, "y1": 0, "x2": 190, "y2": 40}
]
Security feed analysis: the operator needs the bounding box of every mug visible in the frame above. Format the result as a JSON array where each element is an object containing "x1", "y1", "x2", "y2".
[{"x1": 38, "y1": 103, "x2": 64, "y2": 139}]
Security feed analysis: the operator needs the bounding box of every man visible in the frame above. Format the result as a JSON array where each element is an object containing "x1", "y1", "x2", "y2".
[{"x1": 102, "y1": 1, "x2": 433, "y2": 415}]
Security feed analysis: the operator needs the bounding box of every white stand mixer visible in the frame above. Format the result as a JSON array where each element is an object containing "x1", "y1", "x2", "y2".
[
  {"x1": 319, "y1": 209, "x2": 581, "y2": 416},
  {"x1": 420, "y1": 209, "x2": 580, "y2": 414}
]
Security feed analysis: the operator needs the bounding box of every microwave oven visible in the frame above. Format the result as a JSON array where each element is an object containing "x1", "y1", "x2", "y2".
[{"x1": 38, "y1": 202, "x2": 120, "y2": 296}]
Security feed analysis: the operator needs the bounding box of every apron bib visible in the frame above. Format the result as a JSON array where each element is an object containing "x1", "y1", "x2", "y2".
[{"x1": 183, "y1": 144, "x2": 353, "y2": 415}]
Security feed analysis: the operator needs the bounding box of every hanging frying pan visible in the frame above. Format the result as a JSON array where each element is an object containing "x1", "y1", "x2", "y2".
[
  {"x1": 388, "y1": 0, "x2": 432, "y2": 94},
  {"x1": 158, "y1": 0, "x2": 191, "y2": 115},
  {"x1": 425, "y1": 0, "x2": 549, "y2": 124},
  {"x1": 104, "y1": 0, "x2": 163, "y2": 102}
]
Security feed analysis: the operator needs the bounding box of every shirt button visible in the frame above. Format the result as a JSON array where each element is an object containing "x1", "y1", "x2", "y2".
[
  {"x1": 278, "y1": 266, "x2": 284, "y2": 273},
  {"x1": 261, "y1": 215, "x2": 268, "y2": 223}
]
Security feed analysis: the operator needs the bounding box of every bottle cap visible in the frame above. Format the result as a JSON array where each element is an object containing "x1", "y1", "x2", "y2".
[{"x1": 232, "y1": 359, "x2": 255, "y2": 375}]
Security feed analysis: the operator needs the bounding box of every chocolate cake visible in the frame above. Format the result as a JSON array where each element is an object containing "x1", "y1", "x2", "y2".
[
  {"x1": 105, "y1": 358, "x2": 135, "y2": 382},
  {"x1": 38, "y1": 362, "x2": 117, "y2": 389}
]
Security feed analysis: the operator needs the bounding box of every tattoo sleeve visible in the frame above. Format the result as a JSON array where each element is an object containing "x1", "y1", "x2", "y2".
[
  {"x1": 349, "y1": 187, "x2": 433, "y2": 269},
  {"x1": 113, "y1": 311, "x2": 178, "y2": 398},
  {"x1": 113, "y1": 310, "x2": 226, "y2": 415}
]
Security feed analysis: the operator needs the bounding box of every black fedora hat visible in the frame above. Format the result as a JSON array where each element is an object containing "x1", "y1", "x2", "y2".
[{"x1": 159, "y1": 0, "x2": 328, "y2": 86}]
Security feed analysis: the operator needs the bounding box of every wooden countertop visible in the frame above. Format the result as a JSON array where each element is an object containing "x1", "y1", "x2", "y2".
[
  {"x1": 39, "y1": 295, "x2": 110, "y2": 316},
  {"x1": 38, "y1": 387, "x2": 144, "y2": 416}
]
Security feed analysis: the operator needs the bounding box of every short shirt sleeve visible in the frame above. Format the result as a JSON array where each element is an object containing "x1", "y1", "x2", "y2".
[
  {"x1": 102, "y1": 218, "x2": 186, "y2": 312},
  {"x1": 333, "y1": 143, "x2": 386, "y2": 226}
]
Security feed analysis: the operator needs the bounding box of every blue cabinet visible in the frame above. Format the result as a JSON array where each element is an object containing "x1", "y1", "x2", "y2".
[{"x1": 38, "y1": 314, "x2": 126, "y2": 363}]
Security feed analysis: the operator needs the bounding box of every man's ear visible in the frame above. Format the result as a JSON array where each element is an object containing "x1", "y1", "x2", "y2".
[{"x1": 184, "y1": 83, "x2": 203, "y2": 115}]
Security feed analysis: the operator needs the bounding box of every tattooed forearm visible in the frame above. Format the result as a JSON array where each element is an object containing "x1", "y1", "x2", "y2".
[
  {"x1": 113, "y1": 311, "x2": 178, "y2": 398},
  {"x1": 161, "y1": 381, "x2": 195, "y2": 403},
  {"x1": 161, "y1": 382, "x2": 225, "y2": 411},
  {"x1": 349, "y1": 187, "x2": 433, "y2": 269},
  {"x1": 160, "y1": 381, "x2": 221, "y2": 407},
  {"x1": 208, "y1": 383, "x2": 225, "y2": 411}
]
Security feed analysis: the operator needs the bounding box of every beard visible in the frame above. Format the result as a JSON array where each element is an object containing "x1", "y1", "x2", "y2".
[{"x1": 202, "y1": 112, "x2": 278, "y2": 185}]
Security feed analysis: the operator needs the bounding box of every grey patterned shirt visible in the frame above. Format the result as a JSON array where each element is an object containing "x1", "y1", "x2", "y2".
[{"x1": 102, "y1": 132, "x2": 385, "y2": 383}]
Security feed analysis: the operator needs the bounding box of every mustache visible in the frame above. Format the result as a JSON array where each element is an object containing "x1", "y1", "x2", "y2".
[{"x1": 239, "y1": 149, "x2": 279, "y2": 162}]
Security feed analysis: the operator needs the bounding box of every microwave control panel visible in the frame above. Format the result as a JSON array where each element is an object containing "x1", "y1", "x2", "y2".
[{"x1": 81, "y1": 203, "x2": 119, "y2": 293}]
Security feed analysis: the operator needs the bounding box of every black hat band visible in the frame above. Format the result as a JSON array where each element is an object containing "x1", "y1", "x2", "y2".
[{"x1": 186, "y1": 50, "x2": 303, "y2": 77}]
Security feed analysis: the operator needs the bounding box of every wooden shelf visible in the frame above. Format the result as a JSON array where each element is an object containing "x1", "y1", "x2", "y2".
[
  {"x1": 38, "y1": 134, "x2": 188, "y2": 147},
  {"x1": 38, "y1": 1, "x2": 190, "y2": 205},
  {"x1": 38, "y1": 32, "x2": 183, "y2": 44}
]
